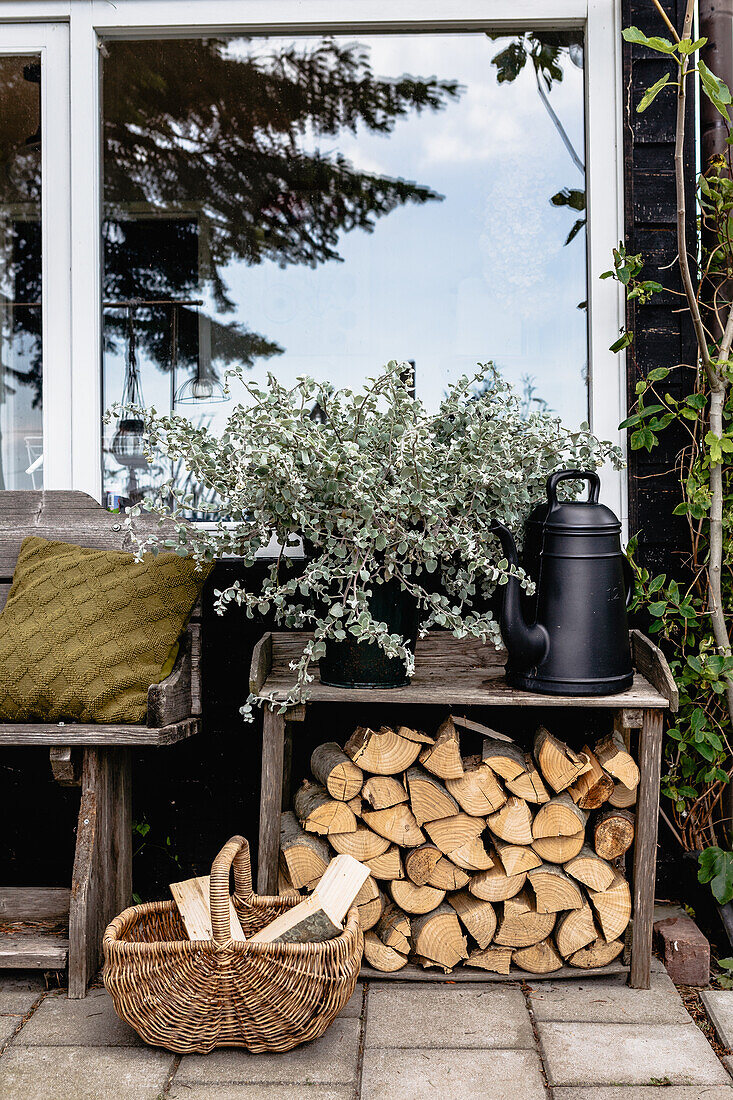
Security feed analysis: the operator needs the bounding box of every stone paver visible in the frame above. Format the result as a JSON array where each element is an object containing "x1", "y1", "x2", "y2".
[
  {"x1": 364, "y1": 982, "x2": 534, "y2": 1048},
  {"x1": 170, "y1": 1087, "x2": 354, "y2": 1100},
  {"x1": 528, "y1": 968, "x2": 692, "y2": 1024},
  {"x1": 338, "y1": 986, "x2": 364, "y2": 1018},
  {"x1": 0, "y1": 1045, "x2": 174, "y2": 1100},
  {"x1": 361, "y1": 1048, "x2": 546, "y2": 1100},
  {"x1": 538, "y1": 1021, "x2": 731, "y2": 1087},
  {"x1": 0, "y1": 973, "x2": 46, "y2": 1015},
  {"x1": 554, "y1": 1089, "x2": 733, "y2": 1099},
  {"x1": 176, "y1": 1018, "x2": 360, "y2": 1086},
  {"x1": 703, "y1": 989, "x2": 733, "y2": 1048},
  {"x1": 15, "y1": 987, "x2": 142, "y2": 1046},
  {"x1": 0, "y1": 1016, "x2": 21, "y2": 1046}
]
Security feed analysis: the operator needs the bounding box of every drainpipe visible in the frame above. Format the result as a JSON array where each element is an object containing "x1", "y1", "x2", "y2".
[{"x1": 700, "y1": 0, "x2": 733, "y2": 167}]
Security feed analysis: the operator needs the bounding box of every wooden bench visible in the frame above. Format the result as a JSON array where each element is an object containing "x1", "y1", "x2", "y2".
[{"x1": 0, "y1": 490, "x2": 203, "y2": 996}]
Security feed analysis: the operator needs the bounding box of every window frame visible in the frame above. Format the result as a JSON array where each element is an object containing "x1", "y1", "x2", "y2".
[{"x1": 0, "y1": 0, "x2": 627, "y2": 528}]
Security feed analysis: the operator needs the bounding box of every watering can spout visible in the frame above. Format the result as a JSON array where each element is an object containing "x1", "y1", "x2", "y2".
[{"x1": 491, "y1": 521, "x2": 550, "y2": 671}]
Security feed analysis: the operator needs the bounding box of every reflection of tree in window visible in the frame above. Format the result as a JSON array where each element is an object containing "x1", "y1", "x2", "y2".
[{"x1": 102, "y1": 38, "x2": 462, "y2": 379}]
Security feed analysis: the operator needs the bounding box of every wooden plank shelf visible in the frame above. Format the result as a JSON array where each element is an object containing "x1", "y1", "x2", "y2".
[
  {"x1": 0, "y1": 719, "x2": 200, "y2": 747},
  {"x1": 360, "y1": 962, "x2": 630, "y2": 982},
  {"x1": 0, "y1": 928, "x2": 69, "y2": 970},
  {"x1": 251, "y1": 628, "x2": 676, "y2": 990}
]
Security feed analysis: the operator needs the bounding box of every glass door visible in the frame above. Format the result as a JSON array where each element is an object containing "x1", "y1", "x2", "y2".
[{"x1": 0, "y1": 23, "x2": 69, "y2": 490}]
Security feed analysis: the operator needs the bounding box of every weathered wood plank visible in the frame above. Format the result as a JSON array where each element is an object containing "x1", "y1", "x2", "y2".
[
  {"x1": 0, "y1": 929, "x2": 69, "y2": 970},
  {"x1": 49, "y1": 746, "x2": 81, "y2": 786},
  {"x1": 0, "y1": 719, "x2": 200, "y2": 746},
  {"x1": 68, "y1": 747, "x2": 132, "y2": 998},
  {"x1": 250, "y1": 632, "x2": 273, "y2": 695},
  {"x1": 258, "y1": 707, "x2": 286, "y2": 895},
  {"x1": 359, "y1": 961, "x2": 630, "y2": 982},
  {"x1": 147, "y1": 627, "x2": 194, "y2": 727},
  {"x1": 631, "y1": 630, "x2": 679, "y2": 712},
  {"x1": 0, "y1": 886, "x2": 70, "y2": 922},
  {"x1": 255, "y1": 632, "x2": 669, "y2": 709}
]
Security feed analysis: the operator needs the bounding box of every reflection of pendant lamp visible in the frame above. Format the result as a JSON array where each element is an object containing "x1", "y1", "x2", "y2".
[
  {"x1": 111, "y1": 305, "x2": 147, "y2": 478},
  {"x1": 174, "y1": 309, "x2": 226, "y2": 404}
]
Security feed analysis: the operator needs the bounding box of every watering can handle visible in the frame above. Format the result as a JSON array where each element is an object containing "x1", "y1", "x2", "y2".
[{"x1": 546, "y1": 469, "x2": 601, "y2": 508}]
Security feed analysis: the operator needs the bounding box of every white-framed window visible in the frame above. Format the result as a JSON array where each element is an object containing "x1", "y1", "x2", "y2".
[{"x1": 0, "y1": 0, "x2": 627, "y2": 525}]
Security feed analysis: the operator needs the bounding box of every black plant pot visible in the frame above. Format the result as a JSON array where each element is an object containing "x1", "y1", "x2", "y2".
[{"x1": 319, "y1": 579, "x2": 419, "y2": 689}]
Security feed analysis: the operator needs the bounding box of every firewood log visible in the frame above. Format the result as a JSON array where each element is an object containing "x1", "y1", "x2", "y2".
[
  {"x1": 294, "y1": 779, "x2": 358, "y2": 835},
  {"x1": 493, "y1": 839, "x2": 541, "y2": 876},
  {"x1": 527, "y1": 864, "x2": 584, "y2": 914},
  {"x1": 593, "y1": 809, "x2": 635, "y2": 860},
  {"x1": 364, "y1": 931, "x2": 408, "y2": 972},
  {"x1": 448, "y1": 835, "x2": 494, "y2": 871},
  {"x1": 419, "y1": 715, "x2": 464, "y2": 779},
  {"x1": 448, "y1": 890, "x2": 497, "y2": 949},
  {"x1": 588, "y1": 870, "x2": 631, "y2": 942},
  {"x1": 279, "y1": 811, "x2": 331, "y2": 889},
  {"x1": 486, "y1": 796, "x2": 534, "y2": 845},
  {"x1": 362, "y1": 775, "x2": 408, "y2": 810},
  {"x1": 329, "y1": 822, "x2": 391, "y2": 862},
  {"x1": 364, "y1": 845, "x2": 404, "y2": 881},
  {"x1": 404, "y1": 843, "x2": 443, "y2": 886},
  {"x1": 427, "y1": 856, "x2": 471, "y2": 891},
  {"x1": 555, "y1": 902, "x2": 597, "y2": 958},
  {"x1": 397, "y1": 725, "x2": 435, "y2": 745},
  {"x1": 411, "y1": 902, "x2": 469, "y2": 969},
  {"x1": 453, "y1": 715, "x2": 515, "y2": 742},
  {"x1": 532, "y1": 793, "x2": 588, "y2": 840},
  {"x1": 362, "y1": 804, "x2": 425, "y2": 847},
  {"x1": 531, "y1": 832, "x2": 584, "y2": 864},
  {"x1": 513, "y1": 938, "x2": 563, "y2": 974},
  {"x1": 389, "y1": 878, "x2": 446, "y2": 915},
  {"x1": 412, "y1": 954, "x2": 449, "y2": 971},
  {"x1": 567, "y1": 746, "x2": 615, "y2": 810},
  {"x1": 347, "y1": 794, "x2": 364, "y2": 816},
  {"x1": 466, "y1": 945, "x2": 513, "y2": 974},
  {"x1": 406, "y1": 766, "x2": 461, "y2": 825},
  {"x1": 446, "y1": 754, "x2": 506, "y2": 815},
  {"x1": 506, "y1": 755, "x2": 550, "y2": 805},
  {"x1": 344, "y1": 725, "x2": 421, "y2": 775},
  {"x1": 355, "y1": 876, "x2": 384, "y2": 931},
  {"x1": 250, "y1": 853, "x2": 369, "y2": 944},
  {"x1": 482, "y1": 740, "x2": 527, "y2": 782},
  {"x1": 608, "y1": 779, "x2": 637, "y2": 808},
  {"x1": 375, "y1": 902, "x2": 411, "y2": 954},
  {"x1": 569, "y1": 937, "x2": 624, "y2": 968},
  {"x1": 564, "y1": 845, "x2": 616, "y2": 892},
  {"x1": 494, "y1": 888, "x2": 556, "y2": 948},
  {"x1": 593, "y1": 732, "x2": 640, "y2": 790},
  {"x1": 278, "y1": 866, "x2": 300, "y2": 898},
  {"x1": 469, "y1": 863, "x2": 527, "y2": 903},
  {"x1": 533, "y1": 727, "x2": 591, "y2": 792},
  {"x1": 424, "y1": 812, "x2": 486, "y2": 857},
  {"x1": 310, "y1": 742, "x2": 363, "y2": 802}
]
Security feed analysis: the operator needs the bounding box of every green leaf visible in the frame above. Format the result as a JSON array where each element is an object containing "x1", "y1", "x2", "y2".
[
  {"x1": 699, "y1": 59, "x2": 732, "y2": 122},
  {"x1": 622, "y1": 26, "x2": 677, "y2": 54},
  {"x1": 678, "y1": 36, "x2": 707, "y2": 55},
  {"x1": 637, "y1": 73, "x2": 671, "y2": 113},
  {"x1": 699, "y1": 846, "x2": 733, "y2": 904},
  {"x1": 610, "y1": 331, "x2": 634, "y2": 353},
  {"x1": 647, "y1": 367, "x2": 671, "y2": 382}
]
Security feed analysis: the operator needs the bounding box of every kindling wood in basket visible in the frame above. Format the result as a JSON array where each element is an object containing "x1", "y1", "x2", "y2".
[{"x1": 103, "y1": 835, "x2": 363, "y2": 1054}]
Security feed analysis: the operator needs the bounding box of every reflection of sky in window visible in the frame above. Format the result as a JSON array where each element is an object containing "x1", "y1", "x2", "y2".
[{"x1": 104, "y1": 32, "x2": 587, "y2": 496}]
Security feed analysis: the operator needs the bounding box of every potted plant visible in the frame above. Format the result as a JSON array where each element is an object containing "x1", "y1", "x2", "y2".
[{"x1": 124, "y1": 361, "x2": 621, "y2": 716}]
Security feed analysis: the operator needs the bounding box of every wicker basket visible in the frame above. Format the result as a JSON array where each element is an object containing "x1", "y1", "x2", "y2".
[{"x1": 103, "y1": 835, "x2": 363, "y2": 1054}]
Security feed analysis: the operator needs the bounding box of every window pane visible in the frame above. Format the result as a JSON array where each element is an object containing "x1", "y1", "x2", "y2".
[
  {"x1": 0, "y1": 55, "x2": 42, "y2": 490},
  {"x1": 102, "y1": 32, "x2": 586, "y2": 509}
]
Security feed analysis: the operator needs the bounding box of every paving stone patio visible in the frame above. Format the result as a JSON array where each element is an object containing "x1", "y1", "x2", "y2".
[{"x1": 1, "y1": 960, "x2": 733, "y2": 1099}]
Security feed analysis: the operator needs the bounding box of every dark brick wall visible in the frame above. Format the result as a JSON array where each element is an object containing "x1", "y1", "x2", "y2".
[{"x1": 623, "y1": 0, "x2": 697, "y2": 577}]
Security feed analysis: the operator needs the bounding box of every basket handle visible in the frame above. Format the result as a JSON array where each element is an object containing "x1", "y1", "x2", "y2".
[{"x1": 209, "y1": 835, "x2": 253, "y2": 945}]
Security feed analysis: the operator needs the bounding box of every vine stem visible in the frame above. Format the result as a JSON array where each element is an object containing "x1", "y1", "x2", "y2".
[{"x1": 673, "y1": 1, "x2": 733, "y2": 749}]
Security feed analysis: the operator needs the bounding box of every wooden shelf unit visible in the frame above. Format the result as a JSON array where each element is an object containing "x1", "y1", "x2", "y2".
[{"x1": 250, "y1": 629, "x2": 677, "y2": 989}]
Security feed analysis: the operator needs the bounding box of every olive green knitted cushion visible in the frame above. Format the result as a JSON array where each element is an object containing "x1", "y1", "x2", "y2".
[{"x1": 0, "y1": 536, "x2": 211, "y2": 724}]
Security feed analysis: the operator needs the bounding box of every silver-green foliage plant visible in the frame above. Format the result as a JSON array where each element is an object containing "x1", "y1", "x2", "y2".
[{"x1": 125, "y1": 361, "x2": 621, "y2": 716}]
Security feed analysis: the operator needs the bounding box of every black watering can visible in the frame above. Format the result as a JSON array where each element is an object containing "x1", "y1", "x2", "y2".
[{"x1": 491, "y1": 469, "x2": 634, "y2": 696}]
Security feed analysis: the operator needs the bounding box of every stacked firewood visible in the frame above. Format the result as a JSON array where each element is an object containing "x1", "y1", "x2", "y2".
[{"x1": 279, "y1": 717, "x2": 638, "y2": 974}]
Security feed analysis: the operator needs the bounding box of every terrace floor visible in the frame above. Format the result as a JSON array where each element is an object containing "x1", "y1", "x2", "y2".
[{"x1": 1, "y1": 959, "x2": 733, "y2": 1099}]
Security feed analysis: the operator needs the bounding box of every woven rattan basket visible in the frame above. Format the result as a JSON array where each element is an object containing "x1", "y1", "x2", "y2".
[{"x1": 103, "y1": 835, "x2": 363, "y2": 1054}]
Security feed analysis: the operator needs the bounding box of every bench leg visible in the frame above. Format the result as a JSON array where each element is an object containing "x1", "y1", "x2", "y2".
[
  {"x1": 258, "y1": 707, "x2": 286, "y2": 895},
  {"x1": 68, "y1": 747, "x2": 131, "y2": 998},
  {"x1": 631, "y1": 708, "x2": 663, "y2": 989}
]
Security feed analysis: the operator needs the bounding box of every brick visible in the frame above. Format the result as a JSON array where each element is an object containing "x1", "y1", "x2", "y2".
[{"x1": 654, "y1": 915, "x2": 710, "y2": 986}]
